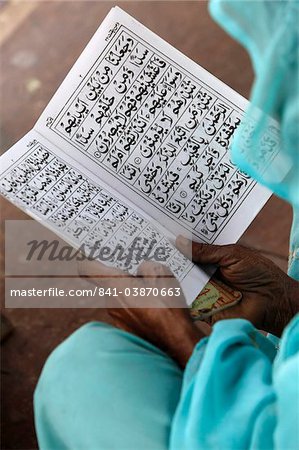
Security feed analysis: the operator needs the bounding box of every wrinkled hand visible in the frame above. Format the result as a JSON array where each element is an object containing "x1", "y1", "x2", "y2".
[
  {"x1": 79, "y1": 259, "x2": 206, "y2": 368},
  {"x1": 176, "y1": 236, "x2": 299, "y2": 336}
]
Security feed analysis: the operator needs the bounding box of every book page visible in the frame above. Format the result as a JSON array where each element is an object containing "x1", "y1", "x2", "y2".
[
  {"x1": 34, "y1": 6, "x2": 276, "y2": 245},
  {"x1": 0, "y1": 7, "x2": 279, "y2": 305},
  {"x1": 0, "y1": 131, "x2": 207, "y2": 304}
]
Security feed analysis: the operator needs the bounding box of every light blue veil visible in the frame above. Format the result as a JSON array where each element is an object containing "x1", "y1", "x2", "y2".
[{"x1": 209, "y1": 0, "x2": 299, "y2": 278}]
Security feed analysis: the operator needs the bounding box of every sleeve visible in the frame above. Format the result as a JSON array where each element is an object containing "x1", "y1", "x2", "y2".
[{"x1": 170, "y1": 318, "x2": 299, "y2": 450}]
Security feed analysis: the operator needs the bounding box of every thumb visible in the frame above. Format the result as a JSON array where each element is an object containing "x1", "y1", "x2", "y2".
[
  {"x1": 176, "y1": 236, "x2": 237, "y2": 266},
  {"x1": 137, "y1": 260, "x2": 174, "y2": 278},
  {"x1": 78, "y1": 258, "x2": 130, "y2": 281}
]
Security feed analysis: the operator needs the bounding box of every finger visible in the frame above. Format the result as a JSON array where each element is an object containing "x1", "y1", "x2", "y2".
[
  {"x1": 136, "y1": 261, "x2": 185, "y2": 308},
  {"x1": 78, "y1": 260, "x2": 141, "y2": 307},
  {"x1": 210, "y1": 299, "x2": 259, "y2": 326},
  {"x1": 176, "y1": 235, "x2": 238, "y2": 266},
  {"x1": 210, "y1": 304, "x2": 244, "y2": 325},
  {"x1": 137, "y1": 261, "x2": 174, "y2": 278},
  {"x1": 78, "y1": 259, "x2": 131, "y2": 284}
]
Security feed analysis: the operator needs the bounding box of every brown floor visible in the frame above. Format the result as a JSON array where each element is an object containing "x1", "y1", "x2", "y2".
[{"x1": 0, "y1": 1, "x2": 293, "y2": 449}]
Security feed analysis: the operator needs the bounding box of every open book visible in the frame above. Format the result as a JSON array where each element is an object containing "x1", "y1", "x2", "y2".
[{"x1": 0, "y1": 7, "x2": 275, "y2": 304}]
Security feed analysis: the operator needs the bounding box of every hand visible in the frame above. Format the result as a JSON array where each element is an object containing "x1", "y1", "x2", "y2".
[
  {"x1": 176, "y1": 236, "x2": 299, "y2": 336},
  {"x1": 79, "y1": 259, "x2": 206, "y2": 368}
]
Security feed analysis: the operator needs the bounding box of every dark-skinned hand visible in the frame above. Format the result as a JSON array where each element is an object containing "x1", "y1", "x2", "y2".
[
  {"x1": 176, "y1": 236, "x2": 299, "y2": 336},
  {"x1": 79, "y1": 258, "x2": 207, "y2": 368}
]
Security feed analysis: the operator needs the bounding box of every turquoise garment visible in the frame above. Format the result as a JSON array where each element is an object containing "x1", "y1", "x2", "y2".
[
  {"x1": 209, "y1": 0, "x2": 299, "y2": 209},
  {"x1": 170, "y1": 317, "x2": 299, "y2": 450},
  {"x1": 34, "y1": 1, "x2": 299, "y2": 449},
  {"x1": 34, "y1": 322, "x2": 183, "y2": 450},
  {"x1": 209, "y1": 0, "x2": 299, "y2": 279},
  {"x1": 34, "y1": 317, "x2": 299, "y2": 450}
]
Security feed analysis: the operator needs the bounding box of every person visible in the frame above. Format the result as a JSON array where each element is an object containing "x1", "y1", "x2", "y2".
[{"x1": 34, "y1": 1, "x2": 299, "y2": 449}]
